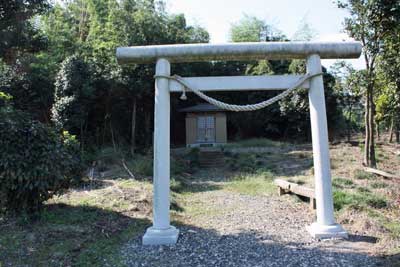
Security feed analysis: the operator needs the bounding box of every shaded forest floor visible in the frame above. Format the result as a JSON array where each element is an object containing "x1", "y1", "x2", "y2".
[{"x1": 0, "y1": 139, "x2": 399, "y2": 266}]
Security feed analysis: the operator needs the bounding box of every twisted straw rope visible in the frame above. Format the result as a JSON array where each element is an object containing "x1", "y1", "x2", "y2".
[{"x1": 155, "y1": 72, "x2": 322, "y2": 112}]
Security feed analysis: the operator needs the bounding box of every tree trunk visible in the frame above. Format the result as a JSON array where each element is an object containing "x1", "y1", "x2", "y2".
[
  {"x1": 110, "y1": 119, "x2": 117, "y2": 153},
  {"x1": 396, "y1": 83, "x2": 400, "y2": 143},
  {"x1": 368, "y1": 86, "x2": 376, "y2": 167},
  {"x1": 389, "y1": 116, "x2": 394, "y2": 143},
  {"x1": 130, "y1": 98, "x2": 137, "y2": 156},
  {"x1": 80, "y1": 120, "x2": 84, "y2": 153},
  {"x1": 364, "y1": 83, "x2": 376, "y2": 167},
  {"x1": 145, "y1": 111, "x2": 152, "y2": 147},
  {"x1": 347, "y1": 106, "x2": 353, "y2": 142},
  {"x1": 364, "y1": 89, "x2": 370, "y2": 165},
  {"x1": 376, "y1": 121, "x2": 380, "y2": 141}
]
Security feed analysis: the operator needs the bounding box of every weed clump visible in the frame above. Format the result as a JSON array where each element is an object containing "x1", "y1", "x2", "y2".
[
  {"x1": 333, "y1": 190, "x2": 387, "y2": 211},
  {"x1": 354, "y1": 169, "x2": 375, "y2": 180}
]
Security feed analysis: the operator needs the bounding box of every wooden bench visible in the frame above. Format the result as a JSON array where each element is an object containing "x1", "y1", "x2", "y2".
[{"x1": 274, "y1": 179, "x2": 316, "y2": 209}]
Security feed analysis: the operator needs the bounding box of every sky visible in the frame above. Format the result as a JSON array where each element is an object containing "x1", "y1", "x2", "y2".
[{"x1": 164, "y1": 0, "x2": 364, "y2": 70}]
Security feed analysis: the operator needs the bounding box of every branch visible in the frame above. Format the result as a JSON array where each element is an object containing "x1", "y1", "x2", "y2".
[{"x1": 121, "y1": 159, "x2": 135, "y2": 179}]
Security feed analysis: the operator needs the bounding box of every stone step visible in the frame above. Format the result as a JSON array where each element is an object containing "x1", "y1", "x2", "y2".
[{"x1": 198, "y1": 150, "x2": 225, "y2": 168}]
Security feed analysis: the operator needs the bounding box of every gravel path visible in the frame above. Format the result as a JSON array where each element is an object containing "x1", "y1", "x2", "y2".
[{"x1": 119, "y1": 190, "x2": 385, "y2": 267}]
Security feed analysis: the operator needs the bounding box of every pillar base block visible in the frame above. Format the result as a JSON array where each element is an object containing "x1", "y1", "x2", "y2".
[
  {"x1": 307, "y1": 222, "x2": 348, "y2": 239},
  {"x1": 142, "y1": 226, "x2": 179, "y2": 245}
]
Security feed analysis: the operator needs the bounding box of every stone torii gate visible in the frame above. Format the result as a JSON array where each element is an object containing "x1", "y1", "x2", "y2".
[{"x1": 116, "y1": 41, "x2": 362, "y2": 245}]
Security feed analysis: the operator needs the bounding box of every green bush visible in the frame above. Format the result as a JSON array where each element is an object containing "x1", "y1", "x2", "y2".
[
  {"x1": 0, "y1": 109, "x2": 83, "y2": 214},
  {"x1": 131, "y1": 155, "x2": 153, "y2": 176},
  {"x1": 226, "y1": 153, "x2": 263, "y2": 173},
  {"x1": 185, "y1": 148, "x2": 200, "y2": 168}
]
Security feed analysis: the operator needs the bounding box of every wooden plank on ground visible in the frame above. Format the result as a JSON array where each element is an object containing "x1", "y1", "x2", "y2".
[
  {"x1": 274, "y1": 179, "x2": 315, "y2": 198},
  {"x1": 364, "y1": 167, "x2": 400, "y2": 180},
  {"x1": 274, "y1": 179, "x2": 316, "y2": 209}
]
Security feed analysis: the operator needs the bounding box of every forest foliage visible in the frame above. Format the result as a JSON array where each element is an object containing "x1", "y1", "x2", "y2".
[{"x1": 0, "y1": 0, "x2": 399, "y2": 212}]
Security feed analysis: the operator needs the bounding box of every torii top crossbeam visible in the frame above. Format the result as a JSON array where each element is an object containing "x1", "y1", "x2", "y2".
[{"x1": 116, "y1": 41, "x2": 362, "y2": 64}]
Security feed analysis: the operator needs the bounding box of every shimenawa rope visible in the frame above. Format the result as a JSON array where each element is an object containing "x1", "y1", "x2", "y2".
[{"x1": 154, "y1": 72, "x2": 323, "y2": 112}]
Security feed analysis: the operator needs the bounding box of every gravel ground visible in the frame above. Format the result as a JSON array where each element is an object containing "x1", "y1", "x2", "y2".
[{"x1": 119, "y1": 191, "x2": 386, "y2": 267}]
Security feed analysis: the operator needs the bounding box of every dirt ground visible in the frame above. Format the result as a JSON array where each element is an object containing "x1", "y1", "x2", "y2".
[{"x1": 0, "y1": 139, "x2": 399, "y2": 266}]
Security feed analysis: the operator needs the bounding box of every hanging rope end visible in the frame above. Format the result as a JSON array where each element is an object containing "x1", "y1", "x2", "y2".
[{"x1": 180, "y1": 92, "x2": 187, "y2": 100}]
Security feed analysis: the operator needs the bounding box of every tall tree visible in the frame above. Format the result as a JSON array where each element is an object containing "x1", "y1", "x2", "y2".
[
  {"x1": 0, "y1": 0, "x2": 49, "y2": 64},
  {"x1": 51, "y1": 55, "x2": 94, "y2": 149},
  {"x1": 379, "y1": 10, "x2": 400, "y2": 143},
  {"x1": 331, "y1": 61, "x2": 363, "y2": 142},
  {"x1": 338, "y1": 0, "x2": 400, "y2": 167}
]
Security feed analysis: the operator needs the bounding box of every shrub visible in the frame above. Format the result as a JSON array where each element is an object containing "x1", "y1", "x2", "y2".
[
  {"x1": 131, "y1": 155, "x2": 153, "y2": 177},
  {"x1": 226, "y1": 153, "x2": 262, "y2": 172},
  {"x1": 0, "y1": 109, "x2": 83, "y2": 214},
  {"x1": 185, "y1": 148, "x2": 200, "y2": 168}
]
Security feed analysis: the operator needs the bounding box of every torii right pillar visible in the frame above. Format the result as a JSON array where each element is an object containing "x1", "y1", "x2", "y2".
[{"x1": 306, "y1": 54, "x2": 348, "y2": 239}]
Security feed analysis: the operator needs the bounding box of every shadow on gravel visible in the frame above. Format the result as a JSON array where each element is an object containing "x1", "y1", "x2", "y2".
[
  {"x1": 122, "y1": 224, "x2": 388, "y2": 267},
  {"x1": 0, "y1": 203, "x2": 150, "y2": 267},
  {"x1": 172, "y1": 181, "x2": 223, "y2": 194},
  {"x1": 348, "y1": 234, "x2": 378, "y2": 244}
]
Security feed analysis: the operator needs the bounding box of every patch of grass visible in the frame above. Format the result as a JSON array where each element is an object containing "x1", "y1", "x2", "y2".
[
  {"x1": 130, "y1": 155, "x2": 153, "y2": 176},
  {"x1": 74, "y1": 217, "x2": 148, "y2": 266},
  {"x1": 332, "y1": 177, "x2": 354, "y2": 189},
  {"x1": 225, "y1": 153, "x2": 269, "y2": 173},
  {"x1": 384, "y1": 221, "x2": 400, "y2": 239},
  {"x1": 367, "y1": 209, "x2": 400, "y2": 239},
  {"x1": 330, "y1": 159, "x2": 340, "y2": 170},
  {"x1": 225, "y1": 138, "x2": 283, "y2": 148},
  {"x1": 370, "y1": 182, "x2": 388, "y2": 189},
  {"x1": 223, "y1": 171, "x2": 275, "y2": 196},
  {"x1": 117, "y1": 179, "x2": 151, "y2": 189},
  {"x1": 0, "y1": 177, "x2": 153, "y2": 266},
  {"x1": 333, "y1": 190, "x2": 388, "y2": 211},
  {"x1": 375, "y1": 147, "x2": 390, "y2": 163},
  {"x1": 0, "y1": 204, "x2": 149, "y2": 266},
  {"x1": 354, "y1": 169, "x2": 375, "y2": 180},
  {"x1": 356, "y1": 187, "x2": 371, "y2": 193},
  {"x1": 359, "y1": 142, "x2": 365, "y2": 153}
]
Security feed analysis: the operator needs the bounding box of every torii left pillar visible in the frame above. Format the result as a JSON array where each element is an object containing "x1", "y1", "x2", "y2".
[{"x1": 142, "y1": 58, "x2": 179, "y2": 245}]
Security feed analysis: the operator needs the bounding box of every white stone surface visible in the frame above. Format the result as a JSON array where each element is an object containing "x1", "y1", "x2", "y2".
[
  {"x1": 306, "y1": 223, "x2": 349, "y2": 239},
  {"x1": 117, "y1": 41, "x2": 362, "y2": 64},
  {"x1": 142, "y1": 226, "x2": 179, "y2": 245},
  {"x1": 169, "y1": 75, "x2": 310, "y2": 92},
  {"x1": 142, "y1": 58, "x2": 179, "y2": 245},
  {"x1": 307, "y1": 54, "x2": 347, "y2": 238}
]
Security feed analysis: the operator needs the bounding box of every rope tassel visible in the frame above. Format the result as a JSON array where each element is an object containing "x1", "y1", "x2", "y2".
[
  {"x1": 179, "y1": 86, "x2": 187, "y2": 100},
  {"x1": 154, "y1": 72, "x2": 323, "y2": 112}
]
